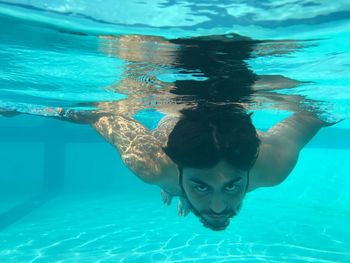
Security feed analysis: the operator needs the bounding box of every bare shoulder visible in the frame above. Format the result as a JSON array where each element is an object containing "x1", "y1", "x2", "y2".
[
  {"x1": 248, "y1": 130, "x2": 299, "y2": 191},
  {"x1": 92, "y1": 114, "x2": 179, "y2": 188},
  {"x1": 248, "y1": 112, "x2": 329, "y2": 192},
  {"x1": 152, "y1": 115, "x2": 180, "y2": 146}
]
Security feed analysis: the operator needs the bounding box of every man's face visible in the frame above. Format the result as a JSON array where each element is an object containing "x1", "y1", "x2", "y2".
[{"x1": 181, "y1": 161, "x2": 248, "y2": 231}]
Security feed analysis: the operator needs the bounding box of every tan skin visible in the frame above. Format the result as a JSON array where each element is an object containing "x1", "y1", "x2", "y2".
[
  {"x1": 0, "y1": 34, "x2": 334, "y2": 230},
  {"x1": 87, "y1": 108, "x2": 329, "y2": 231}
]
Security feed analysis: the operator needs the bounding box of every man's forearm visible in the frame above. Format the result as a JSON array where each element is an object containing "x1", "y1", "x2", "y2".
[{"x1": 267, "y1": 111, "x2": 326, "y2": 149}]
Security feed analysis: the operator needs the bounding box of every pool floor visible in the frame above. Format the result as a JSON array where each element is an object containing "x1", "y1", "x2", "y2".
[{"x1": 0, "y1": 190, "x2": 349, "y2": 263}]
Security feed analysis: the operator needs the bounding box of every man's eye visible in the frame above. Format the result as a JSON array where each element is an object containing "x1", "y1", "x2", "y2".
[
  {"x1": 195, "y1": 185, "x2": 208, "y2": 192},
  {"x1": 225, "y1": 184, "x2": 238, "y2": 191}
]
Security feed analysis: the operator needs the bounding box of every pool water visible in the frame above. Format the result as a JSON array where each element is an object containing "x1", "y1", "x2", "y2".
[
  {"x1": 1, "y1": 118, "x2": 349, "y2": 262},
  {"x1": 1, "y1": 1, "x2": 350, "y2": 262}
]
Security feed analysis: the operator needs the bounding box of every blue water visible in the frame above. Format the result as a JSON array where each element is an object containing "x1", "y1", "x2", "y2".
[{"x1": 1, "y1": 1, "x2": 350, "y2": 262}]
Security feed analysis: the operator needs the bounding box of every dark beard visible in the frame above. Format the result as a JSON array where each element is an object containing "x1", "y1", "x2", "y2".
[
  {"x1": 183, "y1": 197, "x2": 242, "y2": 231},
  {"x1": 177, "y1": 166, "x2": 246, "y2": 231},
  {"x1": 199, "y1": 216, "x2": 230, "y2": 231}
]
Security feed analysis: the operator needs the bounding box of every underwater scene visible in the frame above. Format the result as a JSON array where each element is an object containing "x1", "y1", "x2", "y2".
[{"x1": 0, "y1": 1, "x2": 350, "y2": 262}]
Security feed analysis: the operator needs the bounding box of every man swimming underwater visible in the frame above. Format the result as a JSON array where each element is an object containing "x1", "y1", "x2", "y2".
[
  {"x1": 0, "y1": 33, "x2": 339, "y2": 231},
  {"x1": 1, "y1": 97, "x2": 334, "y2": 231}
]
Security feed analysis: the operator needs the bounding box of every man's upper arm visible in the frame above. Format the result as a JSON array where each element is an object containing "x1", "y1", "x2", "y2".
[
  {"x1": 252, "y1": 134, "x2": 299, "y2": 188},
  {"x1": 252, "y1": 112, "x2": 325, "y2": 188},
  {"x1": 92, "y1": 114, "x2": 176, "y2": 185}
]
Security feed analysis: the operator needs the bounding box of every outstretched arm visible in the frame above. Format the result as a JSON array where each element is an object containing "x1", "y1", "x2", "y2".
[
  {"x1": 91, "y1": 108, "x2": 178, "y2": 189},
  {"x1": 1, "y1": 103, "x2": 179, "y2": 190},
  {"x1": 251, "y1": 111, "x2": 336, "y2": 189}
]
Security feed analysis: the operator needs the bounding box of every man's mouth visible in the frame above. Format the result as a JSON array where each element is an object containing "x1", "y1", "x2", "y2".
[
  {"x1": 204, "y1": 213, "x2": 232, "y2": 222},
  {"x1": 201, "y1": 216, "x2": 230, "y2": 231}
]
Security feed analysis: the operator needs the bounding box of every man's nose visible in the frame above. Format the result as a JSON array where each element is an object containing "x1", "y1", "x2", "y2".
[{"x1": 209, "y1": 194, "x2": 227, "y2": 214}]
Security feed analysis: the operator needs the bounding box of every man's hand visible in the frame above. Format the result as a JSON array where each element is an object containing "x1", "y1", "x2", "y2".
[
  {"x1": 160, "y1": 190, "x2": 190, "y2": 216},
  {"x1": 161, "y1": 189, "x2": 173, "y2": 206},
  {"x1": 178, "y1": 197, "x2": 190, "y2": 217}
]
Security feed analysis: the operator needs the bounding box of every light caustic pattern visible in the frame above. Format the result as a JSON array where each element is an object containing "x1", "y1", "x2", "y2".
[{"x1": 0, "y1": 195, "x2": 349, "y2": 263}]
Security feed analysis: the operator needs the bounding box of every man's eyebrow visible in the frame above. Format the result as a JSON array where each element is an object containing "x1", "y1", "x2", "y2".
[
  {"x1": 189, "y1": 178, "x2": 208, "y2": 185},
  {"x1": 226, "y1": 177, "x2": 243, "y2": 185}
]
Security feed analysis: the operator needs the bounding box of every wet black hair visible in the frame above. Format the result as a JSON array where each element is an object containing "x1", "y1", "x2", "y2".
[{"x1": 163, "y1": 103, "x2": 260, "y2": 171}]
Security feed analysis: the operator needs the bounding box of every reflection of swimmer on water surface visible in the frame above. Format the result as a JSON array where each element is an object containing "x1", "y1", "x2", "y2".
[
  {"x1": 96, "y1": 34, "x2": 308, "y2": 116},
  {"x1": 0, "y1": 34, "x2": 340, "y2": 231}
]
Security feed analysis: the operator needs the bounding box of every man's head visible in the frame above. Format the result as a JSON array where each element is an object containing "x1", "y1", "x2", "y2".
[
  {"x1": 179, "y1": 161, "x2": 249, "y2": 231},
  {"x1": 163, "y1": 104, "x2": 260, "y2": 230}
]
